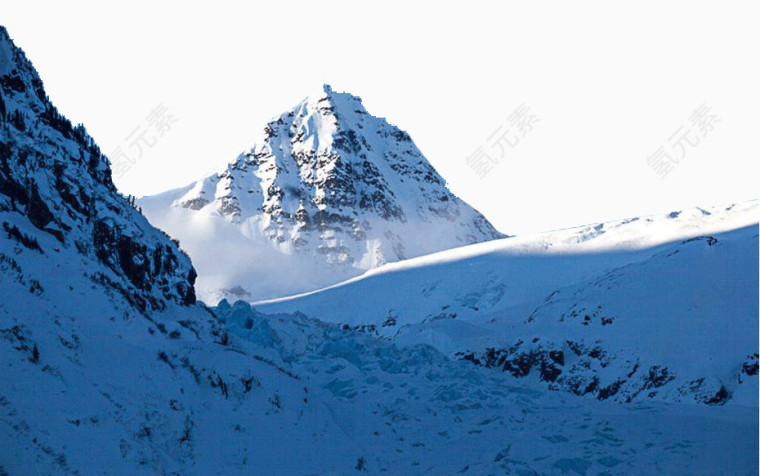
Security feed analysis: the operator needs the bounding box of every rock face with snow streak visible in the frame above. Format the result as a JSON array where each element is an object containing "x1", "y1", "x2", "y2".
[{"x1": 139, "y1": 85, "x2": 504, "y2": 303}]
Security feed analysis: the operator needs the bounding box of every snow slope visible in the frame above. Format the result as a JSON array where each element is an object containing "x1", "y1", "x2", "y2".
[
  {"x1": 4, "y1": 262, "x2": 757, "y2": 474},
  {"x1": 254, "y1": 201, "x2": 759, "y2": 405},
  {"x1": 254, "y1": 201, "x2": 757, "y2": 324},
  {"x1": 139, "y1": 84, "x2": 503, "y2": 303}
]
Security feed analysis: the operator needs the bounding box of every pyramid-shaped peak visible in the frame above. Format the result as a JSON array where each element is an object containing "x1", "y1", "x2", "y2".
[{"x1": 140, "y1": 79, "x2": 505, "y2": 302}]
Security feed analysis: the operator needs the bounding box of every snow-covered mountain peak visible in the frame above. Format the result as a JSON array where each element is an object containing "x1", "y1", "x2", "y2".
[
  {"x1": 141, "y1": 85, "x2": 504, "y2": 302},
  {"x1": 235, "y1": 84, "x2": 386, "y2": 167}
]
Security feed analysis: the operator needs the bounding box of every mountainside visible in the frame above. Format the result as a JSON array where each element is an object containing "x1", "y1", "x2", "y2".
[
  {"x1": 139, "y1": 85, "x2": 503, "y2": 303},
  {"x1": 0, "y1": 26, "x2": 195, "y2": 311},
  {"x1": 255, "y1": 201, "x2": 760, "y2": 405}
]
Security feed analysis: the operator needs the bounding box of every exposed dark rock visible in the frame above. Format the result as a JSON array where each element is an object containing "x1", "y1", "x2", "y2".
[
  {"x1": 704, "y1": 385, "x2": 729, "y2": 405},
  {"x1": 741, "y1": 353, "x2": 758, "y2": 376}
]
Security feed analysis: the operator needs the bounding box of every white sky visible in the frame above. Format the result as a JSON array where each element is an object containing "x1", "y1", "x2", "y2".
[{"x1": 2, "y1": 1, "x2": 758, "y2": 234}]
